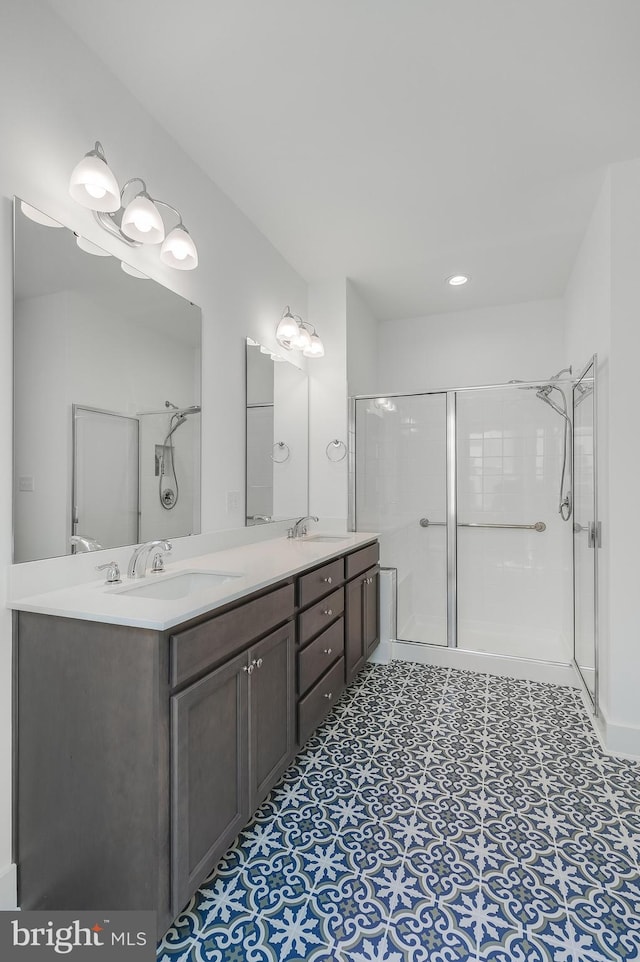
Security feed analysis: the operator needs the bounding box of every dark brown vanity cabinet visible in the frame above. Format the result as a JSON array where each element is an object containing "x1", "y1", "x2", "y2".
[
  {"x1": 16, "y1": 581, "x2": 295, "y2": 932},
  {"x1": 171, "y1": 620, "x2": 295, "y2": 915},
  {"x1": 15, "y1": 540, "x2": 378, "y2": 932}
]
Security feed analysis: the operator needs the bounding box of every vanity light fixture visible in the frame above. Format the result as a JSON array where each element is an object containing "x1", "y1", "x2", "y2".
[
  {"x1": 275, "y1": 306, "x2": 325, "y2": 358},
  {"x1": 69, "y1": 141, "x2": 198, "y2": 271},
  {"x1": 446, "y1": 274, "x2": 469, "y2": 286}
]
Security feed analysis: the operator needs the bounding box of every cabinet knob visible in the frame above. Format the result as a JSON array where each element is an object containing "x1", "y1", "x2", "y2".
[
  {"x1": 324, "y1": 692, "x2": 333, "y2": 700},
  {"x1": 323, "y1": 576, "x2": 332, "y2": 584},
  {"x1": 323, "y1": 648, "x2": 333, "y2": 655},
  {"x1": 243, "y1": 660, "x2": 256, "y2": 675},
  {"x1": 256, "y1": 658, "x2": 263, "y2": 669},
  {"x1": 323, "y1": 609, "x2": 333, "y2": 617}
]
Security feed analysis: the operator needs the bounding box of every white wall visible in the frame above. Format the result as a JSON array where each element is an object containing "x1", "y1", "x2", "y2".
[
  {"x1": 0, "y1": 0, "x2": 307, "y2": 905},
  {"x1": 346, "y1": 279, "x2": 379, "y2": 396},
  {"x1": 308, "y1": 279, "x2": 349, "y2": 521},
  {"x1": 378, "y1": 298, "x2": 567, "y2": 393}
]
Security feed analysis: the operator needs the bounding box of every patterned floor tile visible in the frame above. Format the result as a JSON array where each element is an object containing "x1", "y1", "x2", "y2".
[{"x1": 158, "y1": 662, "x2": 640, "y2": 962}]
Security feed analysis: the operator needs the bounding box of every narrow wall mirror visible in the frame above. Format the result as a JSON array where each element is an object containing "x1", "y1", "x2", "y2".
[
  {"x1": 13, "y1": 198, "x2": 202, "y2": 563},
  {"x1": 245, "y1": 338, "x2": 308, "y2": 525}
]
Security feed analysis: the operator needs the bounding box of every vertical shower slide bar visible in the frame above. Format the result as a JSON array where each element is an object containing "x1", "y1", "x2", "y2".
[{"x1": 446, "y1": 392, "x2": 457, "y2": 648}]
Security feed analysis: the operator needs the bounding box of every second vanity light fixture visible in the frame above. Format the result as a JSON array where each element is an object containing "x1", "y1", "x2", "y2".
[
  {"x1": 275, "y1": 306, "x2": 324, "y2": 358},
  {"x1": 69, "y1": 141, "x2": 198, "y2": 271}
]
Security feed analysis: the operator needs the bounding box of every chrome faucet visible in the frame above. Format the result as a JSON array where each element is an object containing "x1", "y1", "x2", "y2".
[
  {"x1": 127, "y1": 540, "x2": 172, "y2": 579},
  {"x1": 70, "y1": 535, "x2": 103, "y2": 552},
  {"x1": 289, "y1": 516, "x2": 319, "y2": 539}
]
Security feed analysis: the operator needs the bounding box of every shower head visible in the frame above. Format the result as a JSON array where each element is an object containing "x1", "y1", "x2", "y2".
[{"x1": 180, "y1": 405, "x2": 201, "y2": 415}]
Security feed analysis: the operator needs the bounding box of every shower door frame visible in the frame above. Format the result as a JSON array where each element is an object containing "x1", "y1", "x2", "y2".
[
  {"x1": 349, "y1": 375, "x2": 578, "y2": 657},
  {"x1": 571, "y1": 355, "x2": 599, "y2": 713}
]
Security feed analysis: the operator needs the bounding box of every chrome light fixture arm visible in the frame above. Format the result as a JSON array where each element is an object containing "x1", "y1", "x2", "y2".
[{"x1": 70, "y1": 141, "x2": 198, "y2": 269}]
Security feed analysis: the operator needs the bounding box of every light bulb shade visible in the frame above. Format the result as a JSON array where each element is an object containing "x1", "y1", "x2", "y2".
[
  {"x1": 303, "y1": 332, "x2": 325, "y2": 358},
  {"x1": 69, "y1": 152, "x2": 121, "y2": 212},
  {"x1": 276, "y1": 309, "x2": 300, "y2": 345},
  {"x1": 291, "y1": 324, "x2": 312, "y2": 351},
  {"x1": 160, "y1": 225, "x2": 198, "y2": 270},
  {"x1": 121, "y1": 193, "x2": 165, "y2": 244},
  {"x1": 76, "y1": 235, "x2": 111, "y2": 256},
  {"x1": 121, "y1": 261, "x2": 149, "y2": 279},
  {"x1": 20, "y1": 202, "x2": 64, "y2": 228}
]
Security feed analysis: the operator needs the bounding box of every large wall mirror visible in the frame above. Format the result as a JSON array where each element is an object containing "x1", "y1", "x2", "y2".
[
  {"x1": 13, "y1": 198, "x2": 202, "y2": 563},
  {"x1": 245, "y1": 338, "x2": 308, "y2": 525}
]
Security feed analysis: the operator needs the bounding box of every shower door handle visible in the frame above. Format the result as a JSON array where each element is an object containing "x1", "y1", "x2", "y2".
[{"x1": 420, "y1": 518, "x2": 546, "y2": 531}]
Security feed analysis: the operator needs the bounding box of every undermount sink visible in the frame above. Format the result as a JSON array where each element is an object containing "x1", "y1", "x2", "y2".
[
  {"x1": 302, "y1": 535, "x2": 349, "y2": 543},
  {"x1": 114, "y1": 570, "x2": 242, "y2": 601}
]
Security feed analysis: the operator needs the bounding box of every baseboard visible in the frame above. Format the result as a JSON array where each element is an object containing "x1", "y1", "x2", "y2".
[
  {"x1": 0, "y1": 863, "x2": 17, "y2": 909},
  {"x1": 391, "y1": 640, "x2": 578, "y2": 687},
  {"x1": 368, "y1": 639, "x2": 392, "y2": 665},
  {"x1": 593, "y1": 708, "x2": 640, "y2": 760}
]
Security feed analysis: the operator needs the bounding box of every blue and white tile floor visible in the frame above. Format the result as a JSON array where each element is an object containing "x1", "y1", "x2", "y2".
[{"x1": 158, "y1": 662, "x2": 640, "y2": 961}]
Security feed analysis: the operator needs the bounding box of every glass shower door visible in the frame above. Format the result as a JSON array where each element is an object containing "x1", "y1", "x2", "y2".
[
  {"x1": 455, "y1": 386, "x2": 572, "y2": 662},
  {"x1": 573, "y1": 357, "x2": 598, "y2": 707},
  {"x1": 354, "y1": 393, "x2": 448, "y2": 645}
]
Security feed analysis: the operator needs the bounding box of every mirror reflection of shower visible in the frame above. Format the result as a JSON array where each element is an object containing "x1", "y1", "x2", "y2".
[
  {"x1": 159, "y1": 400, "x2": 202, "y2": 510},
  {"x1": 512, "y1": 367, "x2": 573, "y2": 521}
]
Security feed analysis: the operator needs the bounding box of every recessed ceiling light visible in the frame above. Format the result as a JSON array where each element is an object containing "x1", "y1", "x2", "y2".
[{"x1": 446, "y1": 274, "x2": 469, "y2": 286}]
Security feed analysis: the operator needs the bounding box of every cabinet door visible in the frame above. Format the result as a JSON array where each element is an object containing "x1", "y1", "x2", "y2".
[
  {"x1": 171, "y1": 651, "x2": 249, "y2": 916},
  {"x1": 346, "y1": 567, "x2": 380, "y2": 683},
  {"x1": 249, "y1": 622, "x2": 296, "y2": 808},
  {"x1": 363, "y1": 567, "x2": 380, "y2": 655},
  {"x1": 345, "y1": 573, "x2": 366, "y2": 684}
]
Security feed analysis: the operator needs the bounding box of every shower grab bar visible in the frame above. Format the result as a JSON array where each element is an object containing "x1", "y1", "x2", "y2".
[{"x1": 419, "y1": 518, "x2": 546, "y2": 532}]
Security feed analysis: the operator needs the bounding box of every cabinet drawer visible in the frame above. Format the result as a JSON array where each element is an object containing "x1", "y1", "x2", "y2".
[
  {"x1": 170, "y1": 583, "x2": 295, "y2": 688},
  {"x1": 345, "y1": 542, "x2": 379, "y2": 579},
  {"x1": 298, "y1": 587, "x2": 344, "y2": 647},
  {"x1": 298, "y1": 618, "x2": 344, "y2": 695},
  {"x1": 298, "y1": 657, "x2": 345, "y2": 745},
  {"x1": 298, "y1": 558, "x2": 345, "y2": 608}
]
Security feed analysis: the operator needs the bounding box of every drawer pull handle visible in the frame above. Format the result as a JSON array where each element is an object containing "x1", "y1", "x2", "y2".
[
  {"x1": 323, "y1": 648, "x2": 333, "y2": 655},
  {"x1": 324, "y1": 692, "x2": 333, "y2": 700},
  {"x1": 256, "y1": 658, "x2": 263, "y2": 669},
  {"x1": 323, "y1": 609, "x2": 333, "y2": 616},
  {"x1": 323, "y1": 576, "x2": 333, "y2": 584}
]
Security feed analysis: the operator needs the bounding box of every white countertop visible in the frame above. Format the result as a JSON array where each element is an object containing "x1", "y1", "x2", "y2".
[{"x1": 8, "y1": 532, "x2": 378, "y2": 630}]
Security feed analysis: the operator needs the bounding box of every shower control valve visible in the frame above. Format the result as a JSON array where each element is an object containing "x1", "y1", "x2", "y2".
[{"x1": 96, "y1": 561, "x2": 122, "y2": 584}]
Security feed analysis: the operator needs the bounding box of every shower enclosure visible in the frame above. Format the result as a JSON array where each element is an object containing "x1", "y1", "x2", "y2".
[{"x1": 352, "y1": 367, "x2": 598, "y2": 698}]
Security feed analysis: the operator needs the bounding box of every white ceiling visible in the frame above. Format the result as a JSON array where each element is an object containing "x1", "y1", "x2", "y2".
[{"x1": 45, "y1": 0, "x2": 640, "y2": 320}]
